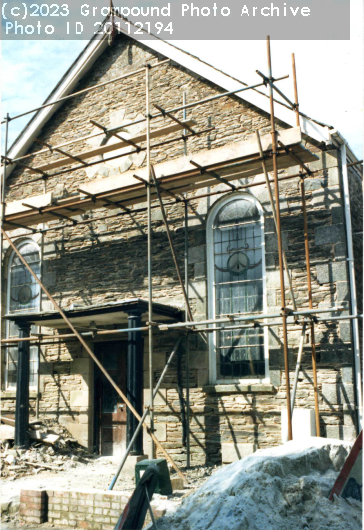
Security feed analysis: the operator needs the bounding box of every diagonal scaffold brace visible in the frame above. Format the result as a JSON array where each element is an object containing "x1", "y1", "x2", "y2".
[
  {"x1": 0, "y1": 226, "x2": 186, "y2": 483},
  {"x1": 150, "y1": 164, "x2": 194, "y2": 322}
]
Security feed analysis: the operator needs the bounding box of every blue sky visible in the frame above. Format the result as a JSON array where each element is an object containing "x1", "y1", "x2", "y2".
[{"x1": 1, "y1": 0, "x2": 363, "y2": 158}]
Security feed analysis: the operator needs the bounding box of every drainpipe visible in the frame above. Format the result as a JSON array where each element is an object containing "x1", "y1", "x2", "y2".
[{"x1": 339, "y1": 141, "x2": 362, "y2": 431}]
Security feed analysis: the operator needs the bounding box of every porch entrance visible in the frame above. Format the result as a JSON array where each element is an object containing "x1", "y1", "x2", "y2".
[{"x1": 94, "y1": 341, "x2": 127, "y2": 457}]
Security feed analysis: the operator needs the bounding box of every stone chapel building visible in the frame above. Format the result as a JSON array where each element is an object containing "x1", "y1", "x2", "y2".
[{"x1": 1, "y1": 28, "x2": 362, "y2": 466}]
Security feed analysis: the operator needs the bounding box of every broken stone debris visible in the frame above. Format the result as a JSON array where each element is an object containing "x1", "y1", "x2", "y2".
[{"x1": 0, "y1": 418, "x2": 91, "y2": 480}]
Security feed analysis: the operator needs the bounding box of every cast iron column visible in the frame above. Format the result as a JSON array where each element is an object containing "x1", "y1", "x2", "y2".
[
  {"x1": 126, "y1": 310, "x2": 143, "y2": 455},
  {"x1": 15, "y1": 322, "x2": 31, "y2": 449}
]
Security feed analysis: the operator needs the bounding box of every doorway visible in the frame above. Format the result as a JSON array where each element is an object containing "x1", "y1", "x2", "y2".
[{"x1": 94, "y1": 341, "x2": 127, "y2": 457}]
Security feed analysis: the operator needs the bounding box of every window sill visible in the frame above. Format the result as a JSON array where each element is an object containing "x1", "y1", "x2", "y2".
[
  {"x1": 1, "y1": 391, "x2": 38, "y2": 399},
  {"x1": 203, "y1": 384, "x2": 275, "y2": 394}
]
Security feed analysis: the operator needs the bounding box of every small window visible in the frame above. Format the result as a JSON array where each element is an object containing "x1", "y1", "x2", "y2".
[
  {"x1": 207, "y1": 195, "x2": 267, "y2": 382},
  {"x1": 5, "y1": 240, "x2": 40, "y2": 390},
  {"x1": 9, "y1": 241, "x2": 40, "y2": 313}
]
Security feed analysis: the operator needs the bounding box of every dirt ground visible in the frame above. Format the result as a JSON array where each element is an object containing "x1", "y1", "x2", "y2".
[{"x1": 1, "y1": 454, "x2": 220, "y2": 528}]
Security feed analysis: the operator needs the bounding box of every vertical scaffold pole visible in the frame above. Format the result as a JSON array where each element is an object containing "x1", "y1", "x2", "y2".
[
  {"x1": 292, "y1": 55, "x2": 320, "y2": 436},
  {"x1": 300, "y1": 176, "x2": 320, "y2": 435},
  {"x1": 184, "y1": 198, "x2": 190, "y2": 468},
  {"x1": 1, "y1": 114, "x2": 10, "y2": 379},
  {"x1": 146, "y1": 63, "x2": 155, "y2": 458},
  {"x1": 183, "y1": 91, "x2": 190, "y2": 467},
  {"x1": 267, "y1": 36, "x2": 292, "y2": 441}
]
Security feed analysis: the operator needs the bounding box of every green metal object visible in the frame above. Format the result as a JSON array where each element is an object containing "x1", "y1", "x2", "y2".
[{"x1": 135, "y1": 458, "x2": 172, "y2": 495}]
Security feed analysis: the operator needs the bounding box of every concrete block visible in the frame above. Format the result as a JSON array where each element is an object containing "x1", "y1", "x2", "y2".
[
  {"x1": 71, "y1": 359, "x2": 90, "y2": 376},
  {"x1": 305, "y1": 178, "x2": 324, "y2": 191},
  {"x1": 269, "y1": 370, "x2": 281, "y2": 386},
  {"x1": 170, "y1": 477, "x2": 184, "y2": 491},
  {"x1": 70, "y1": 391, "x2": 89, "y2": 407},
  {"x1": 43, "y1": 243, "x2": 57, "y2": 256},
  {"x1": 188, "y1": 245, "x2": 206, "y2": 265},
  {"x1": 221, "y1": 443, "x2": 256, "y2": 463},
  {"x1": 281, "y1": 408, "x2": 316, "y2": 442},
  {"x1": 142, "y1": 422, "x2": 166, "y2": 458},
  {"x1": 341, "y1": 366, "x2": 353, "y2": 383},
  {"x1": 267, "y1": 289, "x2": 278, "y2": 307},
  {"x1": 266, "y1": 271, "x2": 281, "y2": 288},
  {"x1": 311, "y1": 187, "x2": 340, "y2": 208},
  {"x1": 268, "y1": 328, "x2": 281, "y2": 348},
  {"x1": 188, "y1": 198, "x2": 207, "y2": 227},
  {"x1": 339, "y1": 321, "x2": 352, "y2": 343},
  {"x1": 153, "y1": 423, "x2": 167, "y2": 442},
  {"x1": 328, "y1": 167, "x2": 340, "y2": 187},
  {"x1": 144, "y1": 388, "x2": 166, "y2": 406},
  {"x1": 336, "y1": 282, "x2": 349, "y2": 302},
  {"x1": 308, "y1": 150, "x2": 338, "y2": 172},
  {"x1": 123, "y1": 455, "x2": 148, "y2": 477},
  {"x1": 321, "y1": 383, "x2": 355, "y2": 405},
  {"x1": 151, "y1": 209, "x2": 163, "y2": 222},
  {"x1": 325, "y1": 425, "x2": 342, "y2": 439},
  {"x1": 194, "y1": 262, "x2": 206, "y2": 279},
  {"x1": 343, "y1": 426, "x2": 357, "y2": 442},
  {"x1": 188, "y1": 281, "x2": 206, "y2": 300},
  {"x1": 195, "y1": 298, "x2": 207, "y2": 317},
  {"x1": 64, "y1": 423, "x2": 88, "y2": 447},
  {"x1": 314, "y1": 224, "x2": 345, "y2": 246},
  {"x1": 316, "y1": 262, "x2": 347, "y2": 284}
]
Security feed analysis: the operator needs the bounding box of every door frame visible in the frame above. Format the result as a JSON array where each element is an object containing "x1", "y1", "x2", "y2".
[{"x1": 93, "y1": 340, "x2": 127, "y2": 455}]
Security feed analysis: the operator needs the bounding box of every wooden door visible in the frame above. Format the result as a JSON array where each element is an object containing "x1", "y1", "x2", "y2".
[{"x1": 95, "y1": 342, "x2": 127, "y2": 457}]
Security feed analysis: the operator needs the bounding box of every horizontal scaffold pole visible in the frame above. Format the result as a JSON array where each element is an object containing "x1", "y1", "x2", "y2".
[
  {"x1": 158, "y1": 307, "x2": 346, "y2": 330},
  {"x1": 10, "y1": 74, "x2": 288, "y2": 165},
  {"x1": 1, "y1": 59, "x2": 170, "y2": 124},
  {"x1": 1, "y1": 313, "x2": 360, "y2": 345}
]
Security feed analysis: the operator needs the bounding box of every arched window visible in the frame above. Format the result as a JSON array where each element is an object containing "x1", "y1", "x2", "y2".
[
  {"x1": 207, "y1": 195, "x2": 267, "y2": 383},
  {"x1": 5, "y1": 240, "x2": 41, "y2": 389}
]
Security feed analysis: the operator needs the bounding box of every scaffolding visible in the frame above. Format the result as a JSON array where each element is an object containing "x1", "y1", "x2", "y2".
[{"x1": 1, "y1": 33, "x2": 361, "y2": 485}]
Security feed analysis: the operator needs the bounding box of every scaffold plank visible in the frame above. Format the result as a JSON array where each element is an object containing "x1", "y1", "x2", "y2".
[
  {"x1": 27, "y1": 120, "x2": 197, "y2": 174},
  {"x1": 3, "y1": 127, "x2": 318, "y2": 230}
]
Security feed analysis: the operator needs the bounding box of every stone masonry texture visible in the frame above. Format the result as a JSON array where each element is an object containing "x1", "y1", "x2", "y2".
[{"x1": 1, "y1": 34, "x2": 359, "y2": 465}]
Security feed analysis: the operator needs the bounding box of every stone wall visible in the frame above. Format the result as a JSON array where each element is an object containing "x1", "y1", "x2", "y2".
[
  {"x1": 347, "y1": 163, "x2": 363, "y2": 342},
  {"x1": 1, "y1": 34, "x2": 359, "y2": 461}
]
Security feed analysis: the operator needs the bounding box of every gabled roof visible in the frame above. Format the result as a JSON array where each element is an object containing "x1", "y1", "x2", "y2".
[{"x1": 4, "y1": 20, "x2": 357, "y2": 178}]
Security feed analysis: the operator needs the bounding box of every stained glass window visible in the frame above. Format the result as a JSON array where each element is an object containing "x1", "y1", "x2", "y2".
[
  {"x1": 6, "y1": 241, "x2": 40, "y2": 390},
  {"x1": 9, "y1": 242, "x2": 40, "y2": 313},
  {"x1": 212, "y1": 198, "x2": 265, "y2": 379}
]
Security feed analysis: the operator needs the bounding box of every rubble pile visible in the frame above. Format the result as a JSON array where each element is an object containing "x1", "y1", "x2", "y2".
[
  {"x1": 156, "y1": 438, "x2": 362, "y2": 530},
  {"x1": 0, "y1": 418, "x2": 90, "y2": 480}
]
